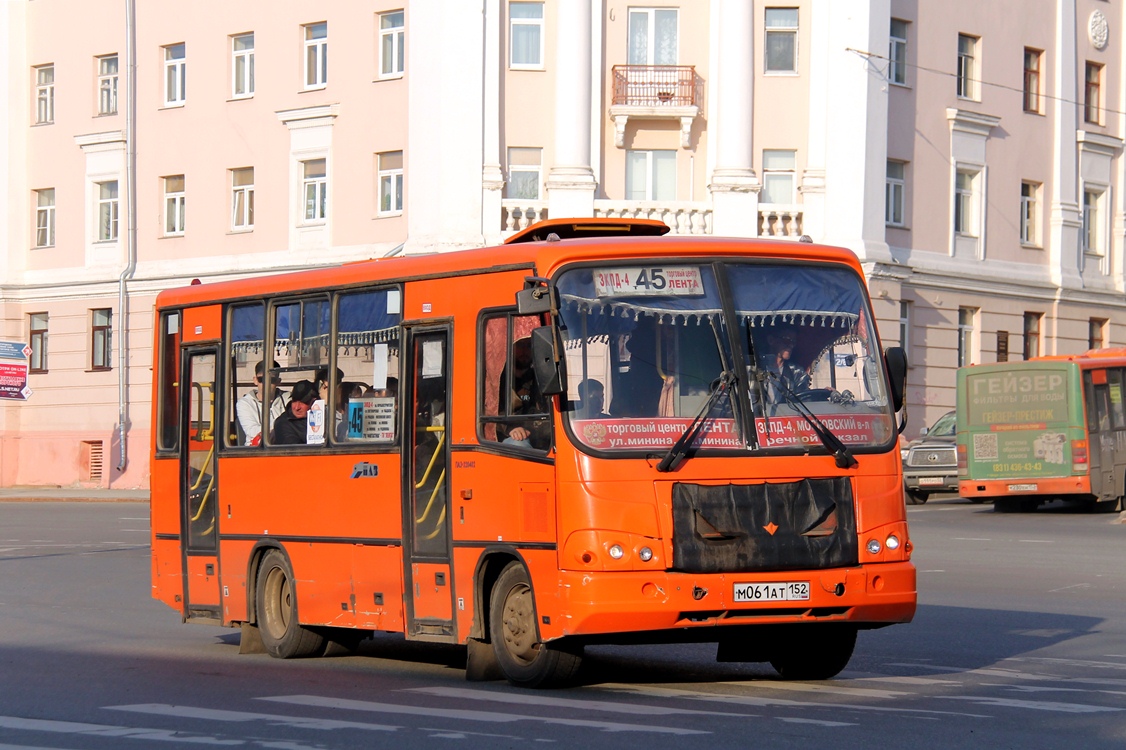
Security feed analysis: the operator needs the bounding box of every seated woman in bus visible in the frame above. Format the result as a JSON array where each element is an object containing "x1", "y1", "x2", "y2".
[
  {"x1": 610, "y1": 321, "x2": 665, "y2": 418},
  {"x1": 271, "y1": 380, "x2": 319, "y2": 445},
  {"x1": 497, "y1": 336, "x2": 550, "y2": 449}
]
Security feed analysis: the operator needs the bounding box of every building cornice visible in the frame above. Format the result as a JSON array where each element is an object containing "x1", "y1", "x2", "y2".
[
  {"x1": 276, "y1": 104, "x2": 341, "y2": 129},
  {"x1": 945, "y1": 108, "x2": 1001, "y2": 136}
]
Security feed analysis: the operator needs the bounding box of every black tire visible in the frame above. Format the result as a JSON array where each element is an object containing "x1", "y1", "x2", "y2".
[
  {"x1": 969, "y1": 498, "x2": 987, "y2": 504},
  {"x1": 769, "y1": 625, "x2": 857, "y2": 680},
  {"x1": 489, "y1": 562, "x2": 582, "y2": 688},
  {"x1": 905, "y1": 489, "x2": 928, "y2": 505},
  {"x1": 255, "y1": 549, "x2": 326, "y2": 659}
]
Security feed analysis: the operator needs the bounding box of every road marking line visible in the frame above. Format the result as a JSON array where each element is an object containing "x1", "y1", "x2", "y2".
[
  {"x1": 940, "y1": 696, "x2": 1122, "y2": 714},
  {"x1": 258, "y1": 695, "x2": 708, "y2": 735},
  {"x1": 1018, "y1": 539, "x2": 1054, "y2": 544},
  {"x1": 408, "y1": 686, "x2": 748, "y2": 716},
  {"x1": 0, "y1": 715, "x2": 241, "y2": 745},
  {"x1": 952, "y1": 538, "x2": 992, "y2": 541},
  {"x1": 1047, "y1": 583, "x2": 1092, "y2": 593},
  {"x1": 724, "y1": 682, "x2": 911, "y2": 700},
  {"x1": 107, "y1": 703, "x2": 399, "y2": 732}
]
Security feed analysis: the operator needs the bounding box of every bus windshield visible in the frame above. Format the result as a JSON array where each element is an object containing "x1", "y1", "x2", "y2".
[{"x1": 556, "y1": 261, "x2": 896, "y2": 454}]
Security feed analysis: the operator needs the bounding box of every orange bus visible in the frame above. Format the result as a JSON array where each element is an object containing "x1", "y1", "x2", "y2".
[
  {"x1": 958, "y1": 349, "x2": 1126, "y2": 512},
  {"x1": 150, "y1": 218, "x2": 915, "y2": 687}
]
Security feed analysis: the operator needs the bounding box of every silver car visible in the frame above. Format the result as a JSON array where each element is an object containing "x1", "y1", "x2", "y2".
[{"x1": 901, "y1": 410, "x2": 957, "y2": 505}]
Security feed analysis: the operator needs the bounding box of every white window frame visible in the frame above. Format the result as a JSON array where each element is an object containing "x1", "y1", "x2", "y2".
[
  {"x1": 1023, "y1": 47, "x2": 1041, "y2": 114},
  {"x1": 956, "y1": 34, "x2": 978, "y2": 100},
  {"x1": 954, "y1": 167, "x2": 979, "y2": 237},
  {"x1": 232, "y1": 34, "x2": 254, "y2": 99},
  {"x1": 377, "y1": 151, "x2": 404, "y2": 215},
  {"x1": 510, "y1": 2, "x2": 545, "y2": 69},
  {"x1": 96, "y1": 180, "x2": 119, "y2": 242},
  {"x1": 1085, "y1": 62, "x2": 1102, "y2": 125},
  {"x1": 957, "y1": 307, "x2": 977, "y2": 367},
  {"x1": 1082, "y1": 185, "x2": 1106, "y2": 257},
  {"x1": 97, "y1": 55, "x2": 118, "y2": 115},
  {"x1": 302, "y1": 158, "x2": 328, "y2": 223},
  {"x1": 35, "y1": 64, "x2": 55, "y2": 124},
  {"x1": 764, "y1": 8, "x2": 798, "y2": 74},
  {"x1": 379, "y1": 11, "x2": 405, "y2": 79},
  {"x1": 304, "y1": 23, "x2": 328, "y2": 90},
  {"x1": 625, "y1": 149, "x2": 677, "y2": 201},
  {"x1": 35, "y1": 188, "x2": 56, "y2": 248},
  {"x1": 163, "y1": 43, "x2": 186, "y2": 106},
  {"x1": 1020, "y1": 181, "x2": 1040, "y2": 246},
  {"x1": 761, "y1": 149, "x2": 797, "y2": 205},
  {"x1": 505, "y1": 147, "x2": 542, "y2": 200},
  {"x1": 899, "y1": 300, "x2": 912, "y2": 360},
  {"x1": 886, "y1": 160, "x2": 906, "y2": 226},
  {"x1": 627, "y1": 7, "x2": 678, "y2": 66},
  {"x1": 889, "y1": 19, "x2": 907, "y2": 86},
  {"x1": 164, "y1": 175, "x2": 185, "y2": 236},
  {"x1": 231, "y1": 168, "x2": 254, "y2": 230}
]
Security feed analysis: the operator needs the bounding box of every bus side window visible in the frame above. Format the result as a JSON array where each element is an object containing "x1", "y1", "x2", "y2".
[
  {"x1": 479, "y1": 311, "x2": 551, "y2": 450},
  {"x1": 156, "y1": 311, "x2": 181, "y2": 453},
  {"x1": 228, "y1": 302, "x2": 266, "y2": 447},
  {"x1": 333, "y1": 288, "x2": 401, "y2": 445},
  {"x1": 267, "y1": 297, "x2": 331, "y2": 447},
  {"x1": 1109, "y1": 369, "x2": 1126, "y2": 430}
]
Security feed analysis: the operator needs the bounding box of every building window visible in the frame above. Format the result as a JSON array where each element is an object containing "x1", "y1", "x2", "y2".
[
  {"x1": 231, "y1": 168, "x2": 254, "y2": 230},
  {"x1": 957, "y1": 307, "x2": 976, "y2": 367},
  {"x1": 956, "y1": 34, "x2": 977, "y2": 100},
  {"x1": 35, "y1": 64, "x2": 55, "y2": 124},
  {"x1": 765, "y1": 8, "x2": 798, "y2": 73},
  {"x1": 97, "y1": 181, "x2": 119, "y2": 241},
  {"x1": 379, "y1": 11, "x2": 405, "y2": 78},
  {"x1": 899, "y1": 300, "x2": 911, "y2": 359},
  {"x1": 628, "y1": 7, "x2": 678, "y2": 66},
  {"x1": 164, "y1": 175, "x2": 185, "y2": 236},
  {"x1": 996, "y1": 331, "x2": 1009, "y2": 362},
  {"x1": 97, "y1": 55, "x2": 118, "y2": 115},
  {"x1": 888, "y1": 19, "x2": 907, "y2": 85},
  {"x1": 1023, "y1": 48, "x2": 1041, "y2": 113},
  {"x1": 626, "y1": 149, "x2": 676, "y2": 201},
  {"x1": 886, "y1": 160, "x2": 905, "y2": 226},
  {"x1": 303, "y1": 158, "x2": 327, "y2": 221},
  {"x1": 1020, "y1": 181, "x2": 1040, "y2": 246},
  {"x1": 304, "y1": 22, "x2": 328, "y2": 89},
  {"x1": 1085, "y1": 62, "x2": 1102, "y2": 125},
  {"x1": 954, "y1": 168, "x2": 979, "y2": 236},
  {"x1": 1089, "y1": 318, "x2": 1107, "y2": 350},
  {"x1": 1082, "y1": 187, "x2": 1103, "y2": 255},
  {"x1": 164, "y1": 43, "x2": 186, "y2": 106},
  {"x1": 510, "y1": 2, "x2": 545, "y2": 68},
  {"x1": 232, "y1": 34, "x2": 254, "y2": 98},
  {"x1": 35, "y1": 188, "x2": 55, "y2": 248},
  {"x1": 91, "y1": 309, "x2": 112, "y2": 371},
  {"x1": 377, "y1": 151, "x2": 403, "y2": 215},
  {"x1": 29, "y1": 313, "x2": 48, "y2": 373},
  {"x1": 505, "y1": 147, "x2": 542, "y2": 200},
  {"x1": 1023, "y1": 312, "x2": 1041, "y2": 359},
  {"x1": 761, "y1": 150, "x2": 796, "y2": 204}
]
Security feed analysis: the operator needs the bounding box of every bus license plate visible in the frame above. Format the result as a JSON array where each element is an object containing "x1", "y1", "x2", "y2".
[
  {"x1": 1008, "y1": 483, "x2": 1038, "y2": 492},
  {"x1": 919, "y1": 477, "x2": 944, "y2": 486},
  {"x1": 733, "y1": 581, "x2": 810, "y2": 603}
]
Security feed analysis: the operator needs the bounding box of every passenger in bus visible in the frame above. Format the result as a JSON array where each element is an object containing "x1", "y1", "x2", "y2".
[
  {"x1": 236, "y1": 359, "x2": 289, "y2": 446},
  {"x1": 497, "y1": 336, "x2": 550, "y2": 449},
  {"x1": 271, "y1": 380, "x2": 319, "y2": 445},
  {"x1": 576, "y1": 378, "x2": 610, "y2": 419},
  {"x1": 610, "y1": 320, "x2": 665, "y2": 418},
  {"x1": 335, "y1": 382, "x2": 365, "y2": 441}
]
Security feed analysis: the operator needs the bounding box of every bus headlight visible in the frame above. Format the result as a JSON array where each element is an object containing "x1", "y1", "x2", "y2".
[
  {"x1": 866, "y1": 538, "x2": 882, "y2": 555},
  {"x1": 638, "y1": 546, "x2": 653, "y2": 562},
  {"x1": 608, "y1": 544, "x2": 625, "y2": 560},
  {"x1": 885, "y1": 535, "x2": 900, "y2": 551}
]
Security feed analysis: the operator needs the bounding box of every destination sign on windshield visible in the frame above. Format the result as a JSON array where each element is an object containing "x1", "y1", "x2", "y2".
[{"x1": 594, "y1": 266, "x2": 705, "y2": 297}]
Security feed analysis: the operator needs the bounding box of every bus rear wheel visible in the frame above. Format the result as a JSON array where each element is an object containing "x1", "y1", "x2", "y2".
[
  {"x1": 768, "y1": 625, "x2": 857, "y2": 680},
  {"x1": 256, "y1": 549, "x2": 326, "y2": 659},
  {"x1": 489, "y1": 562, "x2": 582, "y2": 688},
  {"x1": 905, "y1": 490, "x2": 928, "y2": 505}
]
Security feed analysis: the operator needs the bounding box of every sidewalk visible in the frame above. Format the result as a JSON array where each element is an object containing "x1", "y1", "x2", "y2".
[{"x1": 0, "y1": 487, "x2": 149, "y2": 502}]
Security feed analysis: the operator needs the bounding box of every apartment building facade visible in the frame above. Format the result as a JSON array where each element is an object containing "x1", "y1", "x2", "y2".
[{"x1": 0, "y1": 0, "x2": 1122, "y2": 488}]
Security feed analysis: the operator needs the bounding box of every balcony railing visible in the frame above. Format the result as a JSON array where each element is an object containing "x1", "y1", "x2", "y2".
[{"x1": 612, "y1": 65, "x2": 701, "y2": 107}]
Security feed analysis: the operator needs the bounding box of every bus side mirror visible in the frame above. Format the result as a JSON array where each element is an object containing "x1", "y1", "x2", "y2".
[
  {"x1": 516, "y1": 277, "x2": 554, "y2": 315},
  {"x1": 530, "y1": 326, "x2": 565, "y2": 396},
  {"x1": 884, "y1": 346, "x2": 907, "y2": 412}
]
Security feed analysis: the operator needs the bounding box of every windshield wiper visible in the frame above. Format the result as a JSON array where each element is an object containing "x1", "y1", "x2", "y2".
[
  {"x1": 656, "y1": 370, "x2": 735, "y2": 473},
  {"x1": 761, "y1": 371, "x2": 858, "y2": 469}
]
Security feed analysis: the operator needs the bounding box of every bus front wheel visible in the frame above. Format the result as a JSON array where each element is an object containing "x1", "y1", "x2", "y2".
[
  {"x1": 768, "y1": 625, "x2": 857, "y2": 680},
  {"x1": 489, "y1": 562, "x2": 582, "y2": 688},
  {"x1": 255, "y1": 549, "x2": 326, "y2": 659}
]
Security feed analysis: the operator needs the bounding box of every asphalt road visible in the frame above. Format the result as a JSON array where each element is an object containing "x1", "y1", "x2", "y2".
[{"x1": 0, "y1": 498, "x2": 1124, "y2": 749}]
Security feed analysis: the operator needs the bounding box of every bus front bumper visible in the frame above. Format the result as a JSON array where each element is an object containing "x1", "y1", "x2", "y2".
[{"x1": 548, "y1": 562, "x2": 916, "y2": 641}]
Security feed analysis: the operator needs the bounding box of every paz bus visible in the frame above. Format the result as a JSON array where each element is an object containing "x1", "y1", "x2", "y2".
[
  {"x1": 150, "y1": 218, "x2": 915, "y2": 687},
  {"x1": 958, "y1": 349, "x2": 1126, "y2": 513}
]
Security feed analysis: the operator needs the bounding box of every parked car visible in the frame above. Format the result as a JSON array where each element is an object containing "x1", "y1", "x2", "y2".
[{"x1": 901, "y1": 410, "x2": 958, "y2": 505}]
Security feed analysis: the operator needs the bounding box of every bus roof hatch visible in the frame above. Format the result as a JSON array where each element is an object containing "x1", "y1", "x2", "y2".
[{"x1": 503, "y1": 217, "x2": 670, "y2": 245}]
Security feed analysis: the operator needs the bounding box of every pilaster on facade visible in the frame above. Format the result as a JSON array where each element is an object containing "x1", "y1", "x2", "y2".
[
  {"x1": 707, "y1": 0, "x2": 756, "y2": 237},
  {"x1": 546, "y1": 0, "x2": 596, "y2": 219}
]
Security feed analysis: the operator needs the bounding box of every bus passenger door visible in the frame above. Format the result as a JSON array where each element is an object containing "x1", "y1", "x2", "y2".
[
  {"x1": 180, "y1": 349, "x2": 221, "y2": 621},
  {"x1": 402, "y1": 326, "x2": 454, "y2": 639}
]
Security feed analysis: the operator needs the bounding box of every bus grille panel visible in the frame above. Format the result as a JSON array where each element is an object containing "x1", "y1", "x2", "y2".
[{"x1": 671, "y1": 478, "x2": 858, "y2": 573}]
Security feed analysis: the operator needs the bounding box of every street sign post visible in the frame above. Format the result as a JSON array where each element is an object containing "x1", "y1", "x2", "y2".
[{"x1": 0, "y1": 341, "x2": 33, "y2": 400}]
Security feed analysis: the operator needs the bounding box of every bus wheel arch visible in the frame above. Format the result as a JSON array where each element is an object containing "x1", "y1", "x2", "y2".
[
  {"x1": 768, "y1": 624, "x2": 858, "y2": 680},
  {"x1": 254, "y1": 547, "x2": 326, "y2": 658},
  {"x1": 488, "y1": 560, "x2": 582, "y2": 688}
]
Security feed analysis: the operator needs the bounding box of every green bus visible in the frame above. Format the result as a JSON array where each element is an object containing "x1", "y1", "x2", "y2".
[{"x1": 957, "y1": 350, "x2": 1126, "y2": 513}]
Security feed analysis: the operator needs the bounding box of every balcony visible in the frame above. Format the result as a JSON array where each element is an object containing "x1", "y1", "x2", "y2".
[{"x1": 609, "y1": 65, "x2": 703, "y2": 148}]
